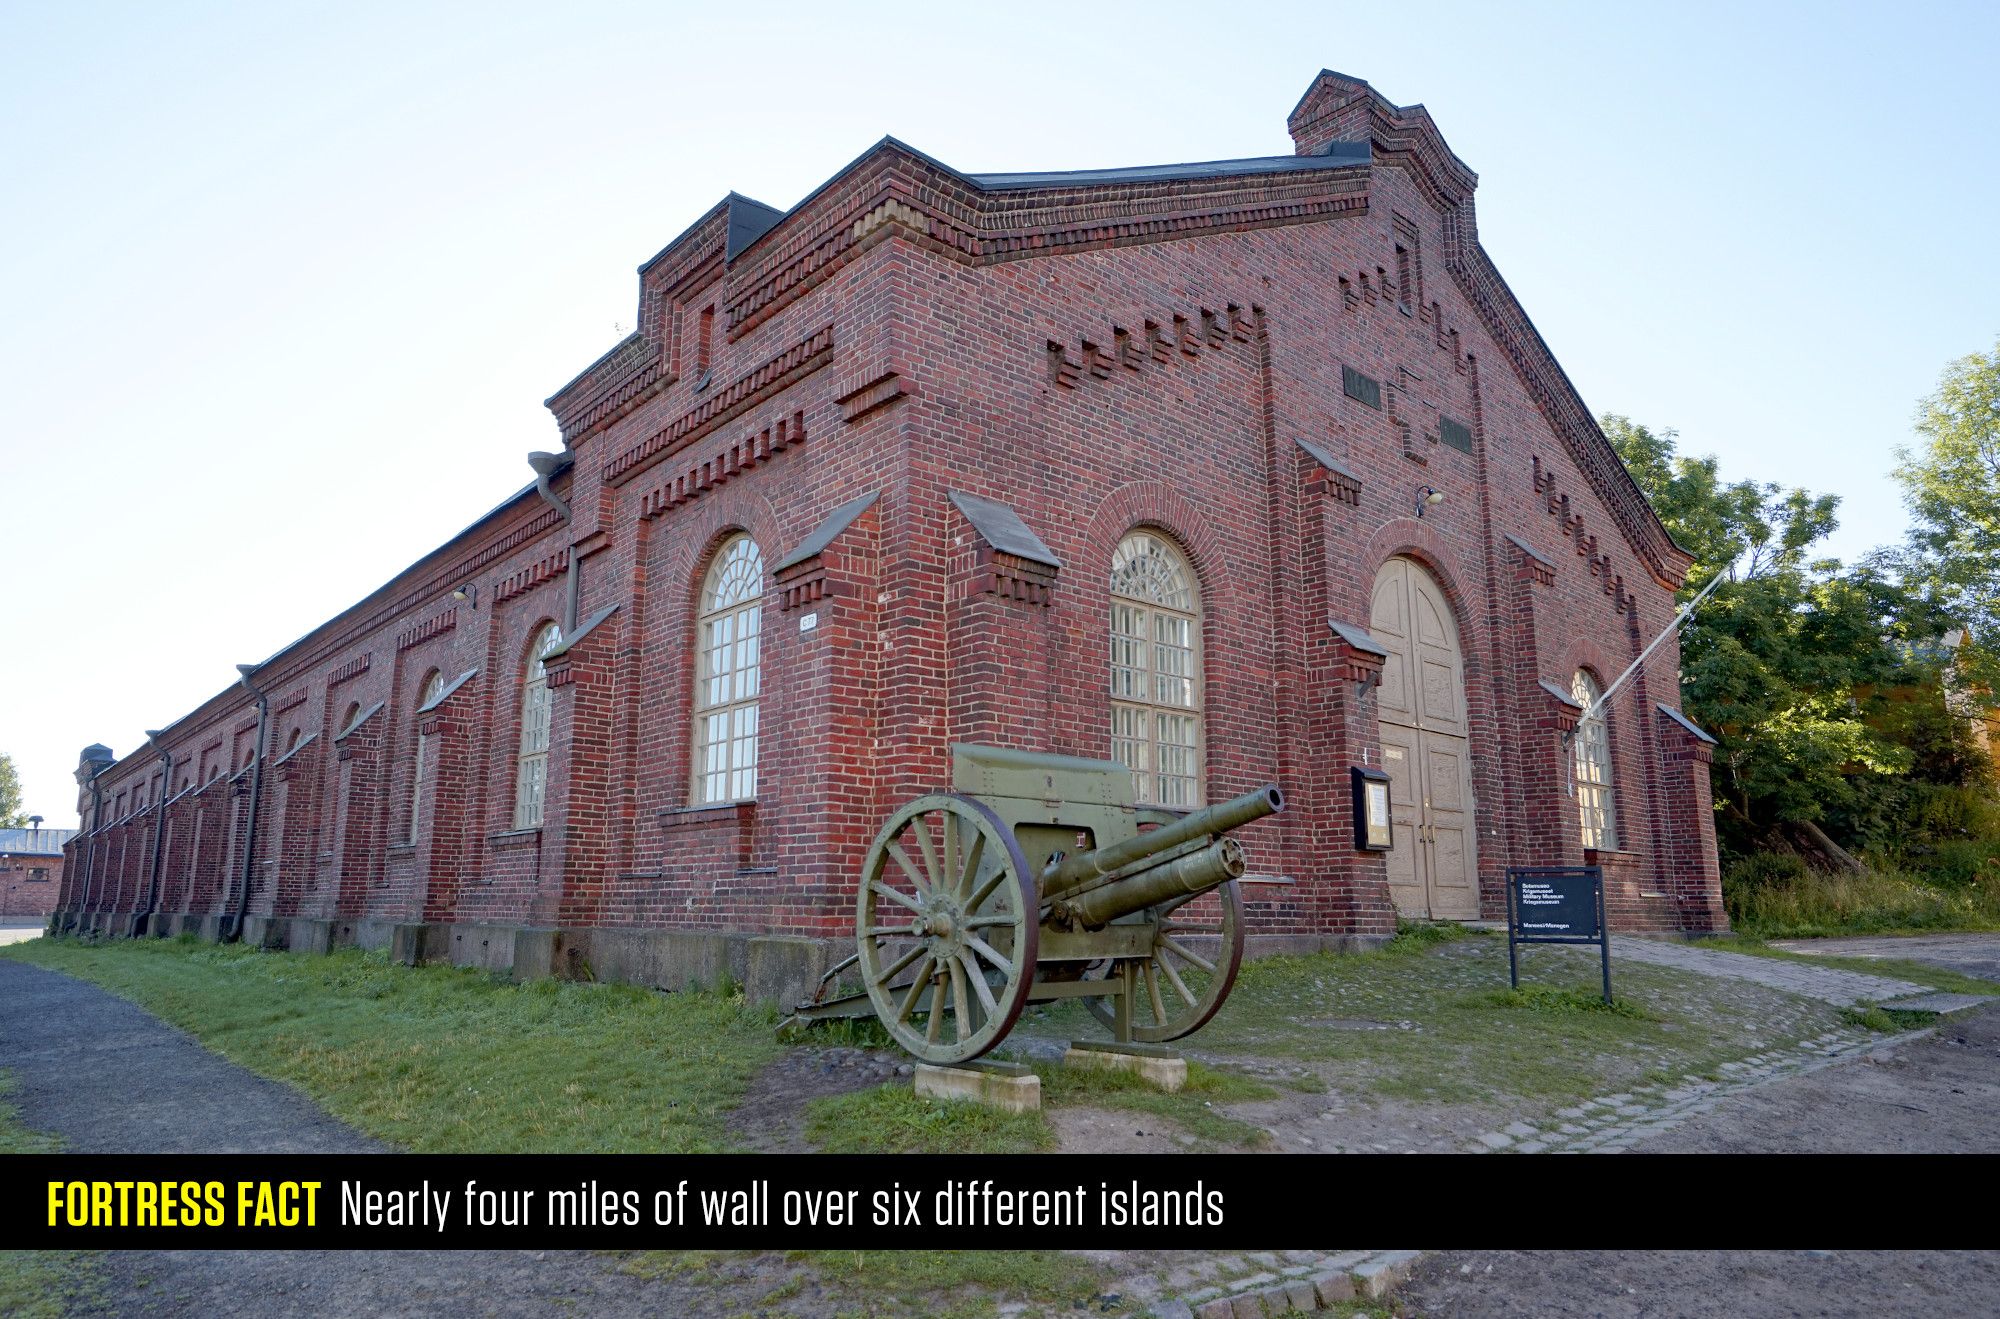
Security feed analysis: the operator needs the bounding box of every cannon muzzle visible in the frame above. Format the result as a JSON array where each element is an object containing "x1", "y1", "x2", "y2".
[{"x1": 1041, "y1": 783, "x2": 1283, "y2": 905}]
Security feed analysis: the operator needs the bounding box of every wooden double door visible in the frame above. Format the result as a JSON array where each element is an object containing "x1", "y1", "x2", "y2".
[{"x1": 1370, "y1": 557, "x2": 1480, "y2": 920}]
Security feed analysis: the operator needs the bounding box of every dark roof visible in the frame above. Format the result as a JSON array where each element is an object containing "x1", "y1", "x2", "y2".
[
  {"x1": 726, "y1": 195, "x2": 786, "y2": 260},
  {"x1": 948, "y1": 492, "x2": 1060, "y2": 569},
  {"x1": 968, "y1": 140, "x2": 1368, "y2": 190},
  {"x1": 1539, "y1": 678, "x2": 1583, "y2": 709},
  {"x1": 1296, "y1": 436, "x2": 1361, "y2": 484},
  {"x1": 1327, "y1": 620, "x2": 1388, "y2": 657},
  {"x1": 0, "y1": 827, "x2": 75, "y2": 855},
  {"x1": 1657, "y1": 704, "x2": 1717, "y2": 744},
  {"x1": 1504, "y1": 533, "x2": 1554, "y2": 568},
  {"x1": 773, "y1": 491, "x2": 881, "y2": 573}
]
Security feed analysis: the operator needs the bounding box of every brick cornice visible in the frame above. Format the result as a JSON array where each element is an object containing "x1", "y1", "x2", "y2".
[
  {"x1": 721, "y1": 143, "x2": 1369, "y2": 340},
  {"x1": 602, "y1": 328, "x2": 833, "y2": 487}
]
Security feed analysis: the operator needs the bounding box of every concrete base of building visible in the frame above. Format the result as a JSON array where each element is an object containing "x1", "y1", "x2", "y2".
[{"x1": 45, "y1": 913, "x2": 1410, "y2": 1009}]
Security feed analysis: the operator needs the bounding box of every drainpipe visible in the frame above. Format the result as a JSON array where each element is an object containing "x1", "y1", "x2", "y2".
[
  {"x1": 227, "y1": 665, "x2": 271, "y2": 944},
  {"x1": 133, "y1": 731, "x2": 174, "y2": 938},
  {"x1": 528, "y1": 450, "x2": 579, "y2": 633},
  {"x1": 70, "y1": 751, "x2": 113, "y2": 934}
]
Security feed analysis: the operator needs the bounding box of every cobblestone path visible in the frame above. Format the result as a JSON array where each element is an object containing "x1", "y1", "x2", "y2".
[{"x1": 1607, "y1": 935, "x2": 1929, "y2": 1006}]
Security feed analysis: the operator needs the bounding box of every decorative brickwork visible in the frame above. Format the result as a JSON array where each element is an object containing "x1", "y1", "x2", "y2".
[{"x1": 61, "y1": 69, "x2": 1721, "y2": 958}]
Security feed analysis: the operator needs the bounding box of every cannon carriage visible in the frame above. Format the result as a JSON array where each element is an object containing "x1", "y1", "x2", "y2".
[{"x1": 799, "y1": 744, "x2": 1283, "y2": 1065}]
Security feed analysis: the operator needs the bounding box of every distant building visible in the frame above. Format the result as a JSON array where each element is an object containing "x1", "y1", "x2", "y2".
[{"x1": 1, "y1": 822, "x2": 74, "y2": 924}]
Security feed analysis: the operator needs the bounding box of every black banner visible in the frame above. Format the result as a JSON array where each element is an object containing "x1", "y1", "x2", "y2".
[{"x1": 4, "y1": 1154, "x2": 1993, "y2": 1251}]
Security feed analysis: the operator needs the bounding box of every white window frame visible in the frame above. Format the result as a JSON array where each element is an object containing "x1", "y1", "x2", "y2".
[
  {"x1": 410, "y1": 670, "x2": 444, "y2": 842},
  {"x1": 1571, "y1": 668, "x2": 1619, "y2": 851},
  {"x1": 693, "y1": 535, "x2": 765, "y2": 805},
  {"x1": 1108, "y1": 529, "x2": 1205, "y2": 808},
  {"x1": 513, "y1": 624, "x2": 563, "y2": 829}
]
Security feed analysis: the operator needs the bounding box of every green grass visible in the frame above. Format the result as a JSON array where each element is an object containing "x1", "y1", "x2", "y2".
[
  {"x1": 0, "y1": 1072, "x2": 108, "y2": 1319},
  {"x1": 804, "y1": 1083, "x2": 1056, "y2": 1154},
  {"x1": 0, "y1": 1069, "x2": 61, "y2": 1155},
  {"x1": 1839, "y1": 1004, "x2": 1939, "y2": 1034},
  {"x1": 1033, "y1": 1058, "x2": 1277, "y2": 1149},
  {"x1": 2, "y1": 936, "x2": 783, "y2": 1153},
  {"x1": 1017, "y1": 926, "x2": 1855, "y2": 1108},
  {"x1": 1482, "y1": 984, "x2": 1651, "y2": 1019},
  {"x1": 616, "y1": 1249, "x2": 1120, "y2": 1318},
  {"x1": 1723, "y1": 861, "x2": 2000, "y2": 939}
]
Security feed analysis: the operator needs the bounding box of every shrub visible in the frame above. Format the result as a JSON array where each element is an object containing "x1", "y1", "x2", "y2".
[{"x1": 1722, "y1": 852, "x2": 1810, "y2": 893}]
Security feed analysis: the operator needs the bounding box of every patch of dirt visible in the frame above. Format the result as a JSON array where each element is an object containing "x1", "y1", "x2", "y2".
[
  {"x1": 732, "y1": 1046, "x2": 910, "y2": 1152},
  {"x1": 1223, "y1": 1078, "x2": 1516, "y2": 1155},
  {"x1": 1637, "y1": 1002, "x2": 2000, "y2": 1153},
  {"x1": 1395, "y1": 1250, "x2": 2000, "y2": 1318},
  {"x1": 1051, "y1": 1106, "x2": 1197, "y2": 1153}
]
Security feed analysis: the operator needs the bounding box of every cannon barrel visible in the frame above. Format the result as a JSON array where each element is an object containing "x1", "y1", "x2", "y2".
[
  {"x1": 1063, "y1": 837, "x2": 1247, "y2": 927},
  {"x1": 1041, "y1": 784, "x2": 1283, "y2": 900}
]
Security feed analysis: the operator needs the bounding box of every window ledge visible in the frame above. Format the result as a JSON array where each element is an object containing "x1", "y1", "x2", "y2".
[
  {"x1": 1584, "y1": 847, "x2": 1645, "y2": 866},
  {"x1": 658, "y1": 800, "x2": 757, "y2": 867},
  {"x1": 489, "y1": 828, "x2": 543, "y2": 851},
  {"x1": 385, "y1": 843, "x2": 418, "y2": 857}
]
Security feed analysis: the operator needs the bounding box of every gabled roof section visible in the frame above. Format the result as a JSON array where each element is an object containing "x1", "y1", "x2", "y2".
[{"x1": 969, "y1": 141, "x2": 1368, "y2": 189}]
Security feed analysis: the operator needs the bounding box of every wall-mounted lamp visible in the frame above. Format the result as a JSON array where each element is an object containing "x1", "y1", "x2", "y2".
[
  {"x1": 1415, "y1": 485, "x2": 1444, "y2": 517},
  {"x1": 451, "y1": 584, "x2": 478, "y2": 608}
]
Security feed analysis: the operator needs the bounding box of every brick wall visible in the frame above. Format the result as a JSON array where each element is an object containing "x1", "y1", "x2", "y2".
[{"x1": 58, "y1": 70, "x2": 1723, "y2": 947}]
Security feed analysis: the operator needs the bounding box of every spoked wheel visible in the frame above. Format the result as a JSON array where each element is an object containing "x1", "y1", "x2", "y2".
[
  {"x1": 856, "y1": 793, "x2": 1038, "y2": 1065},
  {"x1": 1082, "y1": 880, "x2": 1245, "y2": 1042}
]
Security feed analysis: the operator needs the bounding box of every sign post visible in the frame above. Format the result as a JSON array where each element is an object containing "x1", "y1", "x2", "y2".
[{"x1": 1505, "y1": 866, "x2": 1611, "y2": 1005}]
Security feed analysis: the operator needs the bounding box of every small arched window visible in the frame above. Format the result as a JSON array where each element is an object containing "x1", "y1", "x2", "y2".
[
  {"x1": 514, "y1": 624, "x2": 563, "y2": 829},
  {"x1": 286, "y1": 728, "x2": 302, "y2": 754},
  {"x1": 1571, "y1": 669, "x2": 1618, "y2": 851},
  {"x1": 340, "y1": 702, "x2": 361, "y2": 736},
  {"x1": 694, "y1": 535, "x2": 764, "y2": 804},
  {"x1": 410, "y1": 670, "x2": 444, "y2": 841},
  {"x1": 1109, "y1": 529, "x2": 1204, "y2": 807}
]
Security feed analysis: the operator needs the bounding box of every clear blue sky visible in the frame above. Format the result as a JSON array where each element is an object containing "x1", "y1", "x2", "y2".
[{"x1": 3, "y1": 1, "x2": 1996, "y2": 821}]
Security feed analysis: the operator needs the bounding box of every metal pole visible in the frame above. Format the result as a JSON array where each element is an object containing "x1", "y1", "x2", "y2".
[
  {"x1": 1574, "y1": 550, "x2": 1741, "y2": 738},
  {"x1": 1597, "y1": 870, "x2": 1612, "y2": 1006},
  {"x1": 1507, "y1": 876, "x2": 1520, "y2": 990}
]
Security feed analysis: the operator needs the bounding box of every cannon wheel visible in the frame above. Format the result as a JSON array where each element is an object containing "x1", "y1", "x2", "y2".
[
  {"x1": 856, "y1": 793, "x2": 1038, "y2": 1066},
  {"x1": 1081, "y1": 880, "x2": 1245, "y2": 1042}
]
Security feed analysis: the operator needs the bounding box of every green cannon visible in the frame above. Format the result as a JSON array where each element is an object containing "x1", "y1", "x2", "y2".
[{"x1": 800, "y1": 743, "x2": 1283, "y2": 1065}]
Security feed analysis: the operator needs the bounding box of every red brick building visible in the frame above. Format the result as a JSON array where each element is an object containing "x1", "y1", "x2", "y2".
[
  {"x1": 3, "y1": 824, "x2": 73, "y2": 925},
  {"x1": 57, "y1": 71, "x2": 1725, "y2": 998}
]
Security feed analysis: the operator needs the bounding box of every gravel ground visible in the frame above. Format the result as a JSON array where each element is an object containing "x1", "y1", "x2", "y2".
[
  {"x1": 1393, "y1": 1250, "x2": 2000, "y2": 1318},
  {"x1": 1635, "y1": 1000, "x2": 2000, "y2": 1153}
]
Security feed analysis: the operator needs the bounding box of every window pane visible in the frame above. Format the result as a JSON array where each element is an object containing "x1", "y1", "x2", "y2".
[
  {"x1": 1109, "y1": 532, "x2": 1203, "y2": 807},
  {"x1": 695, "y1": 537, "x2": 764, "y2": 803}
]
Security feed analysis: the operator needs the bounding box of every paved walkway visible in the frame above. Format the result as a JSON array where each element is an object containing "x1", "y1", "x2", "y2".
[
  {"x1": 0, "y1": 958, "x2": 383, "y2": 1154},
  {"x1": 1609, "y1": 935, "x2": 1929, "y2": 1006},
  {"x1": 1768, "y1": 931, "x2": 2000, "y2": 982}
]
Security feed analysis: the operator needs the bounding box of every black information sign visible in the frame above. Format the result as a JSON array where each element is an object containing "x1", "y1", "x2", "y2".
[{"x1": 1505, "y1": 865, "x2": 1611, "y2": 1004}]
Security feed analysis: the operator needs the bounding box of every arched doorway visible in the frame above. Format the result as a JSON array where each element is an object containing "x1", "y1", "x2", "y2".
[{"x1": 1370, "y1": 557, "x2": 1480, "y2": 919}]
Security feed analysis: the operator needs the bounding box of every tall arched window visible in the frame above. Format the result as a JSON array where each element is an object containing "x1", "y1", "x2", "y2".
[
  {"x1": 410, "y1": 670, "x2": 443, "y2": 841},
  {"x1": 1109, "y1": 529, "x2": 1204, "y2": 807},
  {"x1": 514, "y1": 623, "x2": 563, "y2": 829},
  {"x1": 694, "y1": 535, "x2": 764, "y2": 804},
  {"x1": 1571, "y1": 668, "x2": 1618, "y2": 851}
]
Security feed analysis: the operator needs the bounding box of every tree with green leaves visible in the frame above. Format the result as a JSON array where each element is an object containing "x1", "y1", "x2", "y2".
[
  {"x1": 1601, "y1": 416, "x2": 1978, "y2": 864},
  {"x1": 1889, "y1": 339, "x2": 2000, "y2": 696},
  {"x1": 0, "y1": 752, "x2": 26, "y2": 829}
]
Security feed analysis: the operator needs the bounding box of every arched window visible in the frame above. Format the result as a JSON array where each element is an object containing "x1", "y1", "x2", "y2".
[
  {"x1": 514, "y1": 623, "x2": 563, "y2": 828},
  {"x1": 340, "y1": 702, "x2": 361, "y2": 736},
  {"x1": 1571, "y1": 669, "x2": 1618, "y2": 851},
  {"x1": 1109, "y1": 529, "x2": 1204, "y2": 807},
  {"x1": 694, "y1": 535, "x2": 764, "y2": 804},
  {"x1": 410, "y1": 670, "x2": 444, "y2": 841}
]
